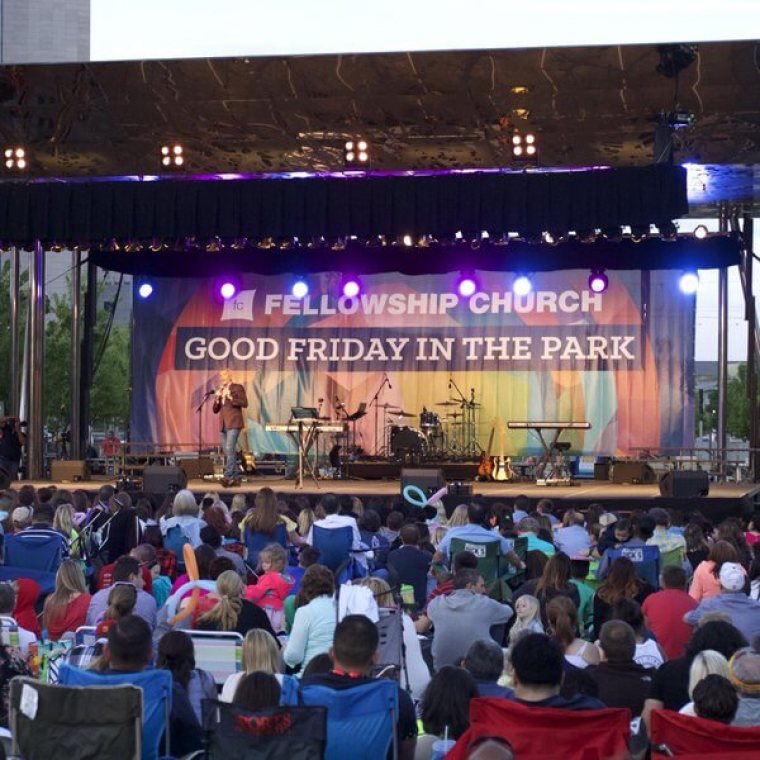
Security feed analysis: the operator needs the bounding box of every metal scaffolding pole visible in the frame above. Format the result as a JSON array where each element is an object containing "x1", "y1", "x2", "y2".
[
  {"x1": 9, "y1": 247, "x2": 20, "y2": 415},
  {"x1": 70, "y1": 248, "x2": 82, "y2": 460},
  {"x1": 79, "y1": 258, "x2": 97, "y2": 449},
  {"x1": 27, "y1": 241, "x2": 45, "y2": 479},
  {"x1": 717, "y1": 207, "x2": 729, "y2": 477},
  {"x1": 743, "y1": 215, "x2": 758, "y2": 481}
]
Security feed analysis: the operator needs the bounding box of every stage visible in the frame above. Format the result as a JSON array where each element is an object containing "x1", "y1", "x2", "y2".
[{"x1": 22, "y1": 474, "x2": 760, "y2": 522}]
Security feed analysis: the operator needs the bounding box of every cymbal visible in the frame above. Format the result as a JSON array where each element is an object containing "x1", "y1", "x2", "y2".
[
  {"x1": 393, "y1": 411, "x2": 415, "y2": 418},
  {"x1": 380, "y1": 403, "x2": 401, "y2": 409},
  {"x1": 437, "y1": 401, "x2": 459, "y2": 407}
]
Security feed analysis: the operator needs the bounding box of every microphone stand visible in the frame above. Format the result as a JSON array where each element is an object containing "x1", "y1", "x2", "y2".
[
  {"x1": 195, "y1": 389, "x2": 216, "y2": 458},
  {"x1": 448, "y1": 376, "x2": 467, "y2": 459},
  {"x1": 368, "y1": 375, "x2": 391, "y2": 457}
]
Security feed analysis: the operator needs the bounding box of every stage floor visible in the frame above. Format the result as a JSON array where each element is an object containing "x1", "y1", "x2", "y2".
[{"x1": 22, "y1": 476, "x2": 760, "y2": 519}]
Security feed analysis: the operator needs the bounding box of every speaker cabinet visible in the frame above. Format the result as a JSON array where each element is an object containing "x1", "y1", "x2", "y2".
[
  {"x1": 178, "y1": 456, "x2": 213, "y2": 481},
  {"x1": 659, "y1": 470, "x2": 709, "y2": 498},
  {"x1": 612, "y1": 461, "x2": 656, "y2": 484},
  {"x1": 142, "y1": 465, "x2": 187, "y2": 494},
  {"x1": 51, "y1": 459, "x2": 90, "y2": 482},
  {"x1": 401, "y1": 468, "x2": 445, "y2": 503}
]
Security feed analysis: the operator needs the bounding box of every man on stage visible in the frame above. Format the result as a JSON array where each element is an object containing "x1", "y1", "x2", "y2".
[{"x1": 212, "y1": 369, "x2": 248, "y2": 487}]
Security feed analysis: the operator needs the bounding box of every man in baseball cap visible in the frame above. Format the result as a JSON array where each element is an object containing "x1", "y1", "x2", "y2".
[
  {"x1": 685, "y1": 562, "x2": 760, "y2": 644},
  {"x1": 729, "y1": 647, "x2": 760, "y2": 726}
]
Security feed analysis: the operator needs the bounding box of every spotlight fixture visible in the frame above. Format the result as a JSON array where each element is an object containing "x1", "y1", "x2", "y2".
[
  {"x1": 137, "y1": 282, "x2": 154, "y2": 299},
  {"x1": 693, "y1": 224, "x2": 709, "y2": 240},
  {"x1": 511, "y1": 131, "x2": 537, "y2": 162},
  {"x1": 291, "y1": 279, "x2": 309, "y2": 299},
  {"x1": 341, "y1": 278, "x2": 361, "y2": 298},
  {"x1": 657, "y1": 222, "x2": 678, "y2": 241},
  {"x1": 402, "y1": 234, "x2": 413, "y2": 247},
  {"x1": 588, "y1": 270, "x2": 609, "y2": 294},
  {"x1": 4, "y1": 146, "x2": 27, "y2": 171},
  {"x1": 344, "y1": 138, "x2": 370, "y2": 167},
  {"x1": 458, "y1": 277, "x2": 478, "y2": 298},
  {"x1": 679, "y1": 271, "x2": 700, "y2": 295},
  {"x1": 513, "y1": 275, "x2": 533, "y2": 297},
  {"x1": 220, "y1": 282, "x2": 237, "y2": 300},
  {"x1": 160, "y1": 144, "x2": 185, "y2": 169}
]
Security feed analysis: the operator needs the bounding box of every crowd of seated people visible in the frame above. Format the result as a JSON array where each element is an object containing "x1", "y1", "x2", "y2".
[{"x1": 0, "y1": 483, "x2": 758, "y2": 758}]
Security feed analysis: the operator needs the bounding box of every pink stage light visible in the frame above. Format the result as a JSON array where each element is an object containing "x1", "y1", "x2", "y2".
[
  {"x1": 342, "y1": 279, "x2": 361, "y2": 298},
  {"x1": 458, "y1": 277, "x2": 477, "y2": 297},
  {"x1": 588, "y1": 270, "x2": 609, "y2": 293},
  {"x1": 220, "y1": 282, "x2": 237, "y2": 299}
]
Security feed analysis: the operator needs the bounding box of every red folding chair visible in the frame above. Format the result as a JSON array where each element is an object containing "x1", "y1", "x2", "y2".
[
  {"x1": 447, "y1": 697, "x2": 631, "y2": 760},
  {"x1": 650, "y1": 709, "x2": 760, "y2": 759}
]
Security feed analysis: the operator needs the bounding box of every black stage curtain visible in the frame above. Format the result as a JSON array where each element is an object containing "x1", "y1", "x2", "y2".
[{"x1": 0, "y1": 165, "x2": 687, "y2": 245}]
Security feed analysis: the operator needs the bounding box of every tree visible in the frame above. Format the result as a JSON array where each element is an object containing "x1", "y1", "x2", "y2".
[
  {"x1": 695, "y1": 363, "x2": 759, "y2": 441},
  {"x1": 0, "y1": 259, "x2": 28, "y2": 412}
]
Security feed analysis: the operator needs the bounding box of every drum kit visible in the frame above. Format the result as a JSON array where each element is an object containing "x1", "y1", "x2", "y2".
[{"x1": 381, "y1": 396, "x2": 482, "y2": 462}]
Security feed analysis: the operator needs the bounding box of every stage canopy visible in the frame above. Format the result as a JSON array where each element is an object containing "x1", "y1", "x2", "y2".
[{"x1": 0, "y1": 164, "x2": 741, "y2": 274}]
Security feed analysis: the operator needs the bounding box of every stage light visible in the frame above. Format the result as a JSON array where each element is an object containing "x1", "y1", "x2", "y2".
[
  {"x1": 513, "y1": 275, "x2": 533, "y2": 296},
  {"x1": 4, "y1": 146, "x2": 27, "y2": 171},
  {"x1": 342, "y1": 278, "x2": 361, "y2": 298},
  {"x1": 137, "y1": 282, "x2": 154, "y2": 299},
  {"x1": 693, "y1": 224, "x2": 709, "y2": 240},
  {"x1": 220, "y1": 282, "x2": 237, "y2": 300},
  {"x1": 458, "y1": 277, "x2": 478, "y2": 297},
  {"x1": 588, "y1": 270, "x2": 609, "y2": 294},
  {"x1": 402, "y1": 234, "x2": 413, "y2": 247},
  {"x1": 679, "y1": 271, "x2": 700, "y2": 295},
  {"x1": 511, "y1": 131, "x2": 538, "y2": 163},
  {"x1": 291, "y1": 279, "x2": 309, "y2": 298},
  {"x1": 345, "y1": 138, "x2": 370, "y2": 167},
  {"x1": 161, "y1": 144, "x2": 184, "y2": 169}
]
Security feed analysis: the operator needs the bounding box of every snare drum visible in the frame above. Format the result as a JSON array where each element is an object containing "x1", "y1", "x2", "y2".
[
  {"x1": 420, "y1": 410, "x2": 440, "y2": 428},
  {"x1": 390, "y1": 426, "x2": 427, "y2": 457}
]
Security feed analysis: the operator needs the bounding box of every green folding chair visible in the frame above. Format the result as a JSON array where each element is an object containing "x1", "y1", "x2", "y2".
[{"x1": 450, "y1": 537, "x2": 511, "y2": 600}]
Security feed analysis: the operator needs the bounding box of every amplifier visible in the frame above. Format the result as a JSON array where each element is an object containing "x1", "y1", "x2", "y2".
[
  {"x1": 611, "y1": 460, "x2": 656, "y2": 485},
  {"x1": 659, "y1": 469, "x2": 710, "y2": 498},
  {"x1": 143, "y1": 465, "x2": 187, "y2": 494},
  {"x1": 51, "y1": 460, "x2": 90, "y2": 482},
  {"x1": 179, "y1": 456, "x2": 214, "y2": 481}
]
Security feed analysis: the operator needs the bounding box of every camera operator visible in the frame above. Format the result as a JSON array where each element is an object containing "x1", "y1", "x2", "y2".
[{"x1": 0, "y1": 416, "x2": 25, "y2": 481}]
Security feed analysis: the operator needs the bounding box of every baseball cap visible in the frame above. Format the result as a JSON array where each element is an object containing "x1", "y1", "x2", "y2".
[
  {"x1": 11, "y1": 506, "x2": 33, "y2": 524},
  {"x1": 719, "y1": 562, "x2": 745, "y2": 592}
]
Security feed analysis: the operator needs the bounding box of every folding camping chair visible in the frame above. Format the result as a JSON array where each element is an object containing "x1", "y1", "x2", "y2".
[
  {"x1": 0, "y1": 532, "x2": 66, "y2": 594},
  {"x1": 199, "y1": 699, "x2": 327, "y2": 760},
  {"x1": 311, "y1": 526, "x2": 353, "y2": 572},
  {"x1": 9, "y1": 676, "x2": 143, "y2": 760},
  {"x1": 301, "y1": 678, "x2": 399, "y2": 760},
  {"x1": 446, "y1": 697, "x2": 631, "y2": 760},
  {"x1": 58, "y1": 663, "x2": 173, "y2": 760},
  {"x1": 650, "y1": 708, "x2": 760, "y2": 758},
  {"x1": 375, "y1": 607, "x2": 408, "y2": 687},
  {"x1": 188, "y1": 629, "x2": 243, "y2": 686},
  {"x1": 449, "y1": 537, "x2": 508, "y2": 599}
]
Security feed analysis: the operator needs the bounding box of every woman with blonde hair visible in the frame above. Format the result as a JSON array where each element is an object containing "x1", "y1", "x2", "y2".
[
  {"x1": 355, "y1": 576, "x2": 431, "y2": 699},
  {"x1": 447, "y1": 504, "x2": 469, "y2": 527},
  {"x1": 53, "y1": 503, "x2": 81, "y2": 556},
  {"x1": 195, "y1": 570, "x2": 277, "y2": 638},
  {"x1": 42, "y1": 559, "x2": 91, "y2": 640},
  {"x1": 678, "y1": 650, "x2": 730, "y2": 716},
  {"x1": 297, "y1": 507, "x2": 315, "y2": 537},
  {"x1": 220, "y1": 628, "x2": 283, "y2": 701}
]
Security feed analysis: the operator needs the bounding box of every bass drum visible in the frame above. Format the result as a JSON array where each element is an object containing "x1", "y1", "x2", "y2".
[{"x1": 390, "y1": 426, "x2": 427, "y2": 458}]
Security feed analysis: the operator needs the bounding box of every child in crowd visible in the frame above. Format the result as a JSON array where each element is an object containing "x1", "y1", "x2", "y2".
[
  {"x1": 508, "y1": 595, "x2": 544, "y2": 646},
  {"x1": 245, "y1": 543, "x2": 294, "y2": 632}
]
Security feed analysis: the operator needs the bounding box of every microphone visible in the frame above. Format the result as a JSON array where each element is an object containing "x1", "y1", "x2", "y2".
[
  {"x1": 448, "y1": 379, "x2": 452, "y2": 390},
  {"x1": 334, "y1": 395, "x2": 345, "y2": 408},
  {"x1": 385, "y1": 374, "x2": 392, "y2": 390},
  {"x1": 205, "y1": 387, "x2": 216, "y2": 397}
]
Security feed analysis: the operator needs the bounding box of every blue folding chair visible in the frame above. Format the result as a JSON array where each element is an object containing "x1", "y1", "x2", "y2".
[
  {"x1": 279, "y1": 674, "x2": 301, "y2": 706},
  {"x1": 301, "y1": 678, "x2": 398, "y2": 760},
  {"x1": 58, "y1": 663, "x2": 173, "y2": 760},
  {"x1": 245, "y1": 522, "x2": 288, "y2": 568},
  {"x1": 604, "y1": 545, "x2": 661, "y2": 588},
  {"x1": 311, "y1": 526, "x2": 353, "y2": 573},
  {"x1": 0, "y1": 531, "x2": 66, "y2": 593}
]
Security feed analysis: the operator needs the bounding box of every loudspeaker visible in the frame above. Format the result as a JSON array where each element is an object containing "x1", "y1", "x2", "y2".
[
  {"x1": 612, "y1": 461, "x2": 656, "y2": 484},
  {"x1": 401, "y1": 468, "x2": 445, "y2": 504},
  {"x1": 659, "y1": 470, "x2": 709, "y2": 498},
  {"x1": 51, "y1": 459, "x2": 90, "y2": 482},
  {"x1": 594, "y1": 462, "x2": 611, "y2": 480},
  {"x1": 143, "y1": 465, "x2": 187, "y2": 494},
  {"x1": 178, "y1": 456, "x2": 213, "y2": 481}
]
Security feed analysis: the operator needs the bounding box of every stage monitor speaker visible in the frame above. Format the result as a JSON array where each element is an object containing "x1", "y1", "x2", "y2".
[
  {"x1": 143, "y1": 465, "x2": 187, "y2": 494},
  {"x1": 659, "y1": 470, "x2": 709, "y2": 498},
  {"x1": 401, "y1": 468, "x2": 445, "y2": 504},
  {"x1": 179, "y1": 456, "x2": 213, "y2": 481},
  {"x1": 51, "y1": 459, "x2": 90, "y2": 482},
  {"x1": 612, "y1": 461, "x2": 656, "y2": 485}
]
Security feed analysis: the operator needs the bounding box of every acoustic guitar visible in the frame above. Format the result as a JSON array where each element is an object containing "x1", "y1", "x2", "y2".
[
  {"x1": 477, "y1": 421, "x2": 498, "y2": 480},
  {"x1": 492, "y1": 425, "x2": 510, "y2": 481}
]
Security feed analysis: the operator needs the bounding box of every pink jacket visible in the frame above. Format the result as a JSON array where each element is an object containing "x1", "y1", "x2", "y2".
[
  {"x1": 245, "y1": 571, "x2": 294, "y2": 611},
  {"x1": 688, "y1": 560, "x2": 745, "y2": 602}
]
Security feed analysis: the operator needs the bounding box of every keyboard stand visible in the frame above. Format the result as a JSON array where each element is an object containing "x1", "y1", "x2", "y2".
[{"x1": 290, "y1": 420, "x2": 320, "y2": 489}]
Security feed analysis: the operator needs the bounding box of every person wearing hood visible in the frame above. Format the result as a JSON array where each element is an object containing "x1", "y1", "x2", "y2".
[
  {"x1": 422, "y1": 568, "x2": 513, "y2": 670},
  {"x1": 0, "y1": 582, "x2": 38, "y2": 654}
]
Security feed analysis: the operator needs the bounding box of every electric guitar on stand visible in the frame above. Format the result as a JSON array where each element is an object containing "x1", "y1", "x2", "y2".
[
  {"x1": 492, "y1": 425, "x2": 511, "y2": 482},
  {"x1": 477, "y1": 421, "x2": 497, "y2": 481}
]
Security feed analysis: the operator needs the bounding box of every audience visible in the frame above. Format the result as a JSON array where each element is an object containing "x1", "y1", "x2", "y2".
[
  {"x1": 463, "y1": 639, "x2": 512, "y2": 698},
  {"x1": 245, "y1": 543, "x2": 294, "y2": 632},
  {"x1": 641, "y1": 564, "x2": 697, "y2": 659},
  {"x1": 221, "y1": 628, "x2": 282, "y2": 702},
  {"x1": 592, "y1": 556, "x2": 652, "y2": 638},
  {"x1": 514, "y1": 552, "x2": 580, "y2": 623},
  {"x1": 610, "y1": 597, "x2": 665, "y2": 669},
  {"x1": 688, "y1": 539, "x2": 741, "y2": 601},
  {"x1": 729, "y1": 646, "x2": 760, "y2": 726},
  {"x1": 678, "y1": 649, "x2": 730, "y2": 716},
  {"x1": 387, "y1": 524, "x2": 433, "y2": 610},
  {"x1": 0, "y1": 583, "x2": 36, "y2": 655},
  {"x1": 232, "y1": 671, "x2": 282, "y2": 712},
  {"x1": 546, "y1": 596, "x2": 600, "y2": 669},
  {"x1": 42, "y1": 559, "x2": 92, "y2": 639},
  {"x1": 692, "y1": 674, "x2": 739, "y2": 724}
]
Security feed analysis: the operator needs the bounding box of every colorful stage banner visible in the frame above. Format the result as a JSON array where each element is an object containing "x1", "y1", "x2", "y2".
[{"x1": 131, "y1": 270, "x2": 695, "y2": 457}]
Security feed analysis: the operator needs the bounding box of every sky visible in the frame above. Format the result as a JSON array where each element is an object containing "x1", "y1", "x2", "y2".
[
  {"x1": 91, "y1": 1, "x2": 760, "y2": 61},
  {"x1": 88, "y1": 1, "x2": 759, "y2": 362}
]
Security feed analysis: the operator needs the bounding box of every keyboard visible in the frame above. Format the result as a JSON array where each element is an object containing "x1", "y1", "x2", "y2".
[
  {"x1": 265, "y1": 423, "x2": 347, "y2": 434},
  {"x1": 507, "y1": 421, "x2": 591, "y2": 430}
]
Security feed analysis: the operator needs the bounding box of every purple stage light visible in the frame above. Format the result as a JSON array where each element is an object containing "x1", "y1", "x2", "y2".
[
  {"x1": 220, "y1": 282, "x2": 237, "y2": 299},
  {"x1": 588, "y1": 270, "x2": 609, "y2": 294},
  {"x1": 342, "y1": 279, "x2": 361, "y2": 298},
  {"x1": 512, "y1": 275, "x2": 532, "y2": 296},
  {"x1": 679, "y1": 271, "x2": 699, "y2": 294},
  {"x1": 292, "y1": 279, "x2": 309, "y2": 298},
  {"x1": 137, "y1": 282, "x2": 154, "y2": 299},
  {"x1": 458, "y1": 277, "x2": 477, "y2": 297}
]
